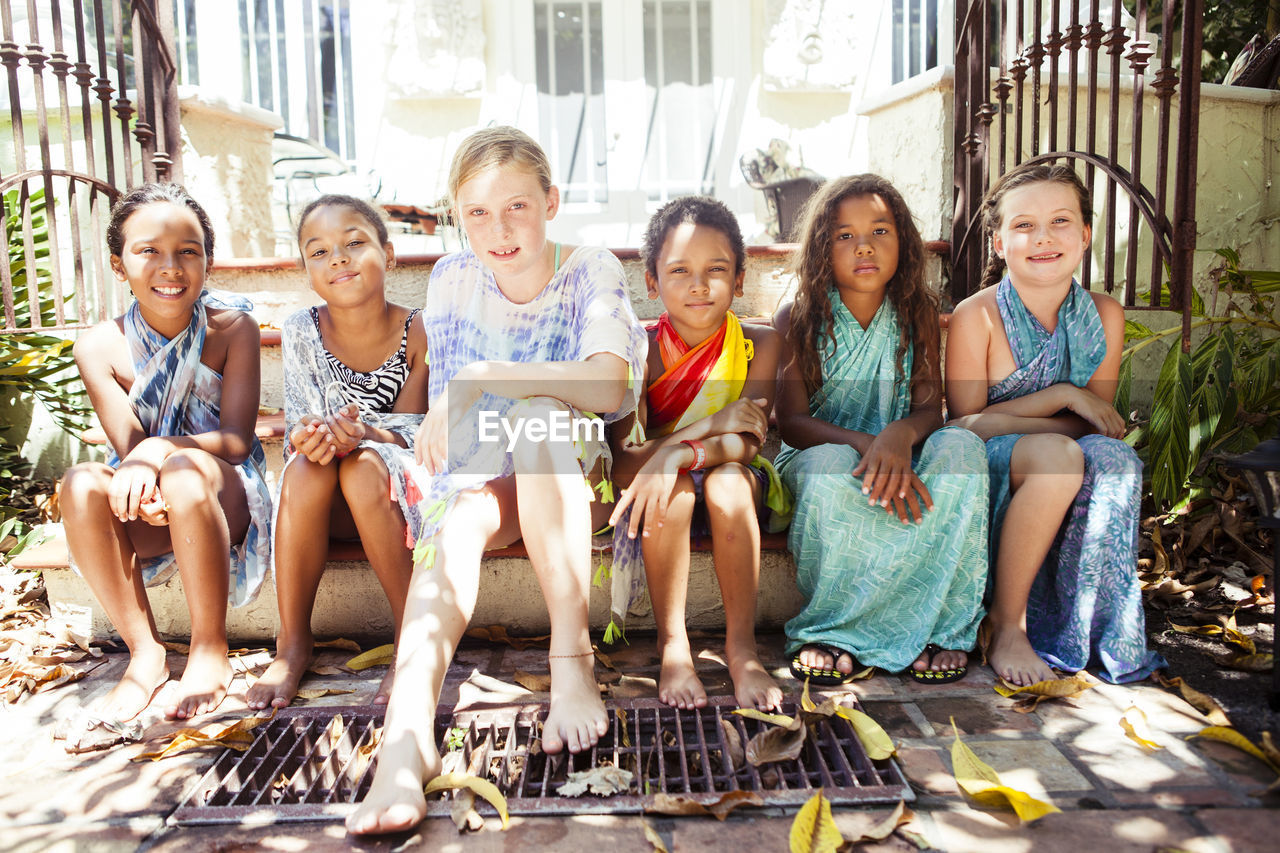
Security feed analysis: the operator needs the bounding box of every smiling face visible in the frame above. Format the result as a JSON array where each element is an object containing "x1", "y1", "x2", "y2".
[
  {"x1": 992, "y1": 180, "x2": 1091, "y2": 289},
  {"x1": 829, "y1": 193, "x2": 900, "y2": 302},
  {"x1": 454, "y1": 163, "x2": 560, "y2": 287},
  {"x1": 298, "y1": 203, "x2": 393, "y2": 307},
  {"x1": 646, "y1": 221, "x2": 743, "y2": 346},
  {"x1": 110, "y1": 201, "x2": 212, "y2": 336}
]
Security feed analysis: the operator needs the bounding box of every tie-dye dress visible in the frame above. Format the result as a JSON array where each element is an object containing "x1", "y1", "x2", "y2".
[
  {"x1": 95, "y1": 292, "x2": 272, "y2": 607},
  {"x1": 414, "y1": 246, "x2": 648, "y2": 589},
  {"x1": 778, "y1": 296, "x2": 989, "y2": 671},
  {"x1": 985, "y1": 278, "x2": 1164, "y2": 683}
]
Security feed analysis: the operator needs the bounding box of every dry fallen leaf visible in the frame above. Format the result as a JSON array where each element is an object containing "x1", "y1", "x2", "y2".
[
  {"x1": 642, "y1": 821, "x2": 669, "y2": 852},
  {"x1": 647, "y1": 790, "x2": 764, "y2": 820},
  {"x1": 134, "y1": 710, "x2": 276, "y2": 761},
  {"x1": 346, "y1": 644, "x2": 394, "y2": 670},
  {"x1": 1218, "y1": 652, "x2": 1273, "y2": 673},
  {"x1": 744, "y1": 715, "x2": 806, "y2": 767},
  {"x1": 1155, "y1": 673, "x2": 1232, "y2": 727},
  {"x1": 1120, "y1": 706, "x2": 1163, "y2": 751},
  {"x1": 845, "y1": 799, "x2": 913, "y2": 844},
  {"x1": 294, "y1": 687, "x2": 356, "y2": 701},
  {"x1": 719, "y1": 719, "x2": 744, "y2": 769},
  {"x1": 789, "y1": 789, "x2": 843, "y2": 853},
  {"x1": 513, "y1": 670, "x2": 552, "y2": 693},
  {"x1": 308, "y1": 664, "x2": 353, "y2": 677},
  {"x1": 1187, "y1": 727, "x2": 1280, "y2": 773},
  {"x1": 557, "y1": 765, "x2": 634, "y2": 797},
  {"x1": 838, "y1": 705, "x2": 896, "y2": 760},
  {"x1": 315, "y1": 638, "x2": 363, "y2": 653},
  {"x1": 950, "y1": 719, "x2": 1060, "y2": 823},
  {"x1": 424, "y1": 773, "x2": 510, "y2": 829},
  {"x1": 160, "y1": 641, "x2": 190, "y2": 654},
  {"x1": 464, "y1": 625, "x2": 550, "y2": 650}
]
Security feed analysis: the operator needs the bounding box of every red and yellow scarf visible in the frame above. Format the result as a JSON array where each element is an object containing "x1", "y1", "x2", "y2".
[{"x1": 646, "y1": 311, "x2": 753, "y2": 437}]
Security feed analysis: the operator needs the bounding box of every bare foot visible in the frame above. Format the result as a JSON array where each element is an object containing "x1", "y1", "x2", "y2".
[
  {"x1": 246, "y1": 640, "x2": 312, "y2": 710},
  {"x1": 986, "y1": 622, "x2": 1055, "y2": 686},
  {"x1": 166, "y1": 642, "x2": 231, "y2": 720},
  {"x1": 92, "y1": 643, "x2": 170, "y2": 722},
  {"x1": 657, "y1": 642, "x2": 707, "y2": 710},
  {"x1": 346, "y1": 727, "x2": 441, "y2": 835},
  {"x1": 911, "y1": 647, "x2": 968, "y2": 673},
  {"x1": 727, "y1": 649, "x2": 782, "y2": 711},
  {"x1": 796, "y1": 644, "x2": 856, "y2": 675},
  {"x1": 542, "y1": 655, "x2": 608, "y2": 754},
  {"x1": 373, "y1": 665, "x2": 394, "y2": 706}
]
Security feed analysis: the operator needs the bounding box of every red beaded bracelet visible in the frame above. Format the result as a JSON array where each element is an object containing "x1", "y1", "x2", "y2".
[{"x1": 680, "y1": 438, "x2": 707, "y2": 472}]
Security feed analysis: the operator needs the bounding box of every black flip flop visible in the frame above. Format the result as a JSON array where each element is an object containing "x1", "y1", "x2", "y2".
[
  {"x1": 789, "y1": 642, "x2": 861, "y2": 686},
  {"x1": 907, "y1": 643, "x2": 968, "y2": 685}
]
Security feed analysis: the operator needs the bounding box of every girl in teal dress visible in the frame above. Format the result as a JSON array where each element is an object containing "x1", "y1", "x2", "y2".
[{"x1": 773, "y1": 174, "x2": 989, "y2": 684}]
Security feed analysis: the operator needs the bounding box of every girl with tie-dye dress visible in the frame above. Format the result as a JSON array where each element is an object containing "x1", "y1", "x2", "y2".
[{"x1": 946, "y1": 161, "x2": 1164, "y2": 686}]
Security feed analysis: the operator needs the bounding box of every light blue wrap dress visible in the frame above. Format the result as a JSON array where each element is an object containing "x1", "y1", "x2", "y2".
[
  {"x1": 778, "y1": 296, "x2": 989, "y2": 671},
  {"x1": 985, "y1": 278, "x2": 1164, "y2": 683},
  {"x1": 95, "y1": 292, "x2": 273, "y2": 607}
]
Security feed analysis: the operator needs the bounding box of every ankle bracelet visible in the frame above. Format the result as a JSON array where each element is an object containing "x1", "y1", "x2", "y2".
[{"x1": 547, "y1": 649, "x2": 596, "y2": 659}]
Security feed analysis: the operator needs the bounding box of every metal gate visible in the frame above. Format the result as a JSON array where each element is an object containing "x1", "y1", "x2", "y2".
[
  {"x1": 950, "y1": 0, "x2": 1202, "y2": 339},
  {"x1": 1, "y1": 0, "x2": 180, "y2": 335}
]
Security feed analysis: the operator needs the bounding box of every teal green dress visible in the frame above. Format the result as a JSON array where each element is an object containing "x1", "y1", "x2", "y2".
[{"x1": 778, "y1": 296, "x2": 989, "y2": 670}]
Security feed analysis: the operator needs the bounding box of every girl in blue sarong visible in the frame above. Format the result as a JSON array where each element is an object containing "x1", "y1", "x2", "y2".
[
  {"x1": 58, "y1": 184, "x2": 271, "y2": 747},
  {"x1": 946, "y1": 161, "x2": 1164, "y2": 686},
  {"x1": 774, "y1": 174, "x2": 989, "y2": 686}
]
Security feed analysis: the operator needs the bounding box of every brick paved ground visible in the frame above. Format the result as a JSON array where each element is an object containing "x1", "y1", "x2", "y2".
[{"x1": 2, "y1": 632, "x2": 1276, "y2": 852}]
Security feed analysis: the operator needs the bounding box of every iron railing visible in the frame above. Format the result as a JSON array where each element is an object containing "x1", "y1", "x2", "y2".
[
  {"x1": 950, "y1": 0, "x2": 1202, "y2": 340},
  {"x1": 0, "y1": 0, "x2": 180, "y2": 334}
]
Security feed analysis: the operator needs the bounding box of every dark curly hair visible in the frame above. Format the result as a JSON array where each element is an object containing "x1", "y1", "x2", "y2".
[
  {"x1": 979, "y1": 160, "x2": 1093, "y2": 290},
  {"x1": 106, "y1": 182, "x2": 214, "y2": 259},
  {"x1": 295, "y1": 194, "x2": 390, "y2": 249},
  {"x1": 786, "y1": 174, "x2": 939, "y2": 401},
  {"x1": 641, "y1": 195, "x2": 745, "y2": 280}
]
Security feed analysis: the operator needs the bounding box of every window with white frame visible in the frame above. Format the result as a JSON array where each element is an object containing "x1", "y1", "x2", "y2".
[{"x1": 532, "y1": 0, "x2": 718, "y2": 206}]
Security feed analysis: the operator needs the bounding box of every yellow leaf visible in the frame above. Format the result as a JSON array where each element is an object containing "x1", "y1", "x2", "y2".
[
  {"x1": 732, "y1": 709, "x2": 801, "y2": 729},
  {"x1": 835, "y1": 705, "x2": 895, "y2": 760},
  {"x1": 1260, "y1": 732, "x2": 1280, "y2": 770},
  {"x1": 315, "y1": 638, "x2": 362, "y2": 653},
  {"x1": 1119, "y1": 706, "x2": 1163, "y2": 751},
  {"x1": 1187, "y1": 727, "x2": 1280, "y2": 773},
  {"x1": 346, "y1": 644, "x2": 394, "y2": 670},
  {"x1": 788, "y1": 789, "x2": 843, "y2": 853},
  {"x1": 1169, "y1": 622, "x2": 1223, "y2": 637},
  {"x1": 642, "y1": 820, "x2": 668, "y2": 852},
  {"x1": 849, "y1": 665, "x2": 875, "y2": 681},
  {"x1": 294, "y1": 687, "x2": 356, "y2": 700},
  {"x1": 992, "y1": 673, "x2": 1095, "y2": 700},
  {"x1": 133, "y1": 710, "x2": 275, "y2": 761},
  {"x1": 424, "y1": 773, "x2": 510, "y2": 830},
  {"x1": 800, "y1": 677, "x2": 816, "y2": 712},
  {"x1": 1219, "y1": 653, "x2": 1273, "y2": 673},
  {"x1": 950, "y1": 719, "x2": 1060, "y2": 823},
  {"x1": 1156, "y1": 674, "x2": 1231, "y2": 727}
]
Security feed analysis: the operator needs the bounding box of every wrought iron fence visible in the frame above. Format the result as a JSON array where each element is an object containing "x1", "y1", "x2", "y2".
[
  {"x1": 950, "y1": 0, "x2": 1202, "y2": 337},
  {"x1": 0, "y1": 0, "x2": 180, "y2": 334}
]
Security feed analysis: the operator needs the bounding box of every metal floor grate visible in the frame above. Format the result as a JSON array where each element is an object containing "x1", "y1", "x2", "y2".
[{"x1": 172, "y1": 697, "x2": 913, "y2": 824}]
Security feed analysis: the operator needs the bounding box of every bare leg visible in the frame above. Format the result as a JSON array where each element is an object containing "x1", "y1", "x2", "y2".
[
  {"x1": 986, "y1": 434, "x2": 1083, "y2": 686},
  {"x1": 60, "y1": 463, "x2": 170, "y2": 721},
  {"x1": 511, "y1": 399, "x2": 608, "y2": 755},
  {"x1": 246, "y1": 457, "x2": 338, "y2": 710},
  {"x1": 346, "y1": 482, "x2": 518, "y2": 836},
  {"x1": 339, "y1": 450, "x2": 413, "y2": 705},
  {"x1": 703, "y1": 464, "x2": 781, "y2": 711},
  {"x1": 159, "y1": 449, "x2": 250, "y2": 719},
  {"x1": 636, "y1": 475, "x2": 704, "y2": 709}
]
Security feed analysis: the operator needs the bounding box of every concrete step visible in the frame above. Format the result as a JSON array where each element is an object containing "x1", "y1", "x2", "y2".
[{"x1": 13, "y1": 530, "x2": 802, "y2": 643}]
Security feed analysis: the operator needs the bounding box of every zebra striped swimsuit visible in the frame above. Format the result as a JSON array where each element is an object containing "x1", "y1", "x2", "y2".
[{"x1": 311, "y1": 306, "x2": 420, "y2": 413}]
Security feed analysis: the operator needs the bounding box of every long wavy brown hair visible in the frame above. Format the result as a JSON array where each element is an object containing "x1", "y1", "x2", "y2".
[
  {"x1": 786, "y1": 174, "x2": 939, "y2": 401},
  {"x1": 979, "y1": 160, "x2": 1093, "y2": 290}
]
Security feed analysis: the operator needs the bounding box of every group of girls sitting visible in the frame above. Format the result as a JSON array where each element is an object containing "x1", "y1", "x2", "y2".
[{"x1": 54, "y1": 125, "x2": 1163, "y2": 834}]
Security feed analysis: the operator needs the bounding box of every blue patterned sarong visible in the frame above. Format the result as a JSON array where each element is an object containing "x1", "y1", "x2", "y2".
[
  {"x1": 102, "y1": 291, "x2": 272, "y2": 607},
  {"x1": 777, "y1": 296, "x2": 989, "y2": 671},
  {"x1": 986, "y1": 277, "x2": 1164, "y2": 683}
]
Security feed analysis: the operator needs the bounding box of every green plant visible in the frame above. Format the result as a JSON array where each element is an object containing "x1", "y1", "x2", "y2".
[
  {"x1": 0, "y1": 188, "x2": 92, "y2": 553},
  {"x1": 1118, "y1": 248, "x2": 1280, "y2": 514}
]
